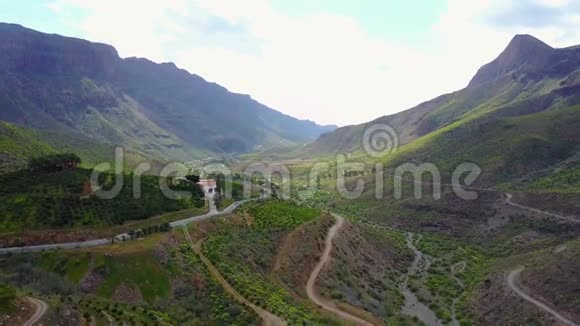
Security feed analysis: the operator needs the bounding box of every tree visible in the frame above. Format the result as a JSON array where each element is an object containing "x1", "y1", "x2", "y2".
[{"x1": 186, "y1": 174, "x2": 200, "y2": 183}]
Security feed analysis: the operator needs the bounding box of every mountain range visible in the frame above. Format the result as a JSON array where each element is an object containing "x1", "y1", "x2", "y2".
[
  {"x1": 0, "y1": 23, "x2": 335, "y2": 171},
  {"x1": 1, "y1": 23, "x2": 579, "y2": 191},
  {"x1": 1, "y1": 22, "x2": 579, "y2": 326},
  {"x1": 301, "y1": 34, "x2": 580, "y2": 188}
]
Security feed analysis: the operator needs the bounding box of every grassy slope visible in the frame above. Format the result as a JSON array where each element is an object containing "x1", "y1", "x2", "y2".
[
  {"x1": 380, "y1": 100, "x2": 580, "y2": 186},
  {"x1": 300, "y1": 182, "x2": 579, "y2": 324},
  {"x1": 0, "y1": 232, "x2": 259, "y2": 325},
  {"x1": 318, "y1": 220, "x2": 415, "y2": 324},
  {"x1": 0, "y1": 120, "x2": 170, "y2": 174},
  {"x1": 201, "y1": 201, "x2": 330, "y2": 324},
  {"x1": 289, "y1": 57, "x2": 579, "y2": 192}
]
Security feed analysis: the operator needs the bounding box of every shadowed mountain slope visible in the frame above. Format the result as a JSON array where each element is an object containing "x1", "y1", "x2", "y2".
[{"x1": 0, "y1": 23, "x2": 335, "y2": 165}]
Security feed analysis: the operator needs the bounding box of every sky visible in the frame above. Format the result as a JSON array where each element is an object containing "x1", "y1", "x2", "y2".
[{"x1": 2, "y1": 0, "x2": 580, "y2": 126}]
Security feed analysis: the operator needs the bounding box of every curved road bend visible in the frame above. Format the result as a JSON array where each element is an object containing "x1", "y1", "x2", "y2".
[
  {"x1": 394, "y1": 176, "x2": 579, "y2": 224},
  {"x1": 23, "y1": 297, "x2": 48, "y2": 326},
  {"x1": 182, "y1": 227, "x2": 286, "y2": 326},
  {"x1": 505, "y1": 194, "x2": 580, "y2": 224},
  {"x1": 508, "y1": 267, "x2": 578, "y2": 326},
  {"x1": 306, "y1": 213, "x2": 373, "y2": 326},
  {"x1": 0, "y1": 199, "x2": 249, "y2": 255}
]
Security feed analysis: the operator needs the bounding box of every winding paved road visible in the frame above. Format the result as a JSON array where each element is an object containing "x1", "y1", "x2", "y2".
[
  {"x1": 507, "y1": 267, "x2": 578, "y2": 326},
  {"x1": 23, "y1": 297, "x2": 48, "y2": 326},
  {"x1": 183, "y1": 227, "x2": 286, "y2": 326},
  {"x1": 0, "y1": 199, "x2": 249, "y2": 255},
  {"x1": 169, "y1": 198, "x2": 249, "y2": 227},
  {"x1": 306, "y1": 213, "x2": 373, "y2": 326}
]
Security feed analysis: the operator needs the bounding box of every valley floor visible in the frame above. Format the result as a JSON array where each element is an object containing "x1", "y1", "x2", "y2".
[{"x1": 1, "y1": 192, "x2": 579, "y2": 325}]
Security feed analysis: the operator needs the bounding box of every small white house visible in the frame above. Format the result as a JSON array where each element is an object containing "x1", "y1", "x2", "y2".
[{"x1": 197, "y1": 179, "x2": 217, "y2": 195}]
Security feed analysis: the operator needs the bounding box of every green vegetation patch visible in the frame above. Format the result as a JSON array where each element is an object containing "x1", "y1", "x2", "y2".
[
  {"x1": 40, "y1": 251, "x2": 92, "y2": 284},
  {"x1": 0, "y1": 168, "x2": 204, "y2": 232},
  {"x1": 247, "y1": 200, "x2": 320, "y2": 230},
  {"x1": 0, "y1": 284, "x2": 17, "y2": 313},
  {"x1": 96, "y1": 254, "x2": 170, "y2": 303},
  {"x1": 416, "y1": 234, "x2": 493, "y2": 324},
  {"x1": 200, "y1": 201, "x2": 328, "y2": 324}
]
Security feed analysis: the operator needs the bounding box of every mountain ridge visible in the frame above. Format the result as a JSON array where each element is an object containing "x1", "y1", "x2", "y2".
[
  {"x1": 297, "y1": 34, "x2": 580, "y2": 188},
  {"x1": 0, "y1": 22, "x2": 336, "y2": 166}
]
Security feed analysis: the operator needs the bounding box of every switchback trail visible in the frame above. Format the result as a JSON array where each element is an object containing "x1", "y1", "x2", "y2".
[
  {"x1": 507, "y1": 267, "x2": 579, "y2": 326},
  {"x1": 305, "y1": 213, "x2": 373, "y2": 325},
  {"x1": 182, "y1": 227, "x2": 286, "y2": 326},
  {"x1": 23, "y1": 297, "x2": 48, "y2": 326}
]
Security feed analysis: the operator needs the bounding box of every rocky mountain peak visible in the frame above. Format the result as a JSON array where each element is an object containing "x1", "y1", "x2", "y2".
[{"x1": 468, "y1": 34, "x2": 554, "y2": 87}]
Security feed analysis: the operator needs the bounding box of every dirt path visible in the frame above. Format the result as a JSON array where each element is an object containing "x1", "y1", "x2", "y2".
[
  {"x1": 305, "y1": 213, "x2": 373, "y2": 326},
  {"x1": 270, "y1": 219, "x2": 316, "y2": 303},
  {"x1": 23, "y1": 297, "x2": 48, "y2": 326},
  {"x1": 507, "y1": 267, "x2": 579, "y2": 326},
  {"x1": 101, "y1": 311, "x2": 114, "y2": 325},
  {"x1": 505, "y1": 193, "x2": 580, "y2": 224},
  {"x1": 182, "y1": 227, "x2": 286, "y2": 326},
  {"x1": 450, "y1": 261, "x2": 466, "y2": 326},
  {"x1": 451, "y1": 261, "x2": 466, "y2": 288},
  {"x1": 394, "y1": 176, "x2": 579, "y2": 224}
]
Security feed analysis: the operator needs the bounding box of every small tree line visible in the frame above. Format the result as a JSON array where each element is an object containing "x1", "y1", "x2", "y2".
[{"x1": 29, "y1": 153, "x2": 81, "y2": 172}]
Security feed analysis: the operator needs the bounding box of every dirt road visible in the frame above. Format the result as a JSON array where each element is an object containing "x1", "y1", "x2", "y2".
[
  {"x1": 393, "y1": 176, "x2": 579, "y2": 224},
  {"x1": 507, "y1": 267, "x2": 578, "y2": 326},
  {"x1": 305, "y1": 213, "x2": 373, "y2": 325},
  {"x1": 23, "y1": 297, "x2": 48, "y2": 326},
  {"x1": 182, "y1": 227, "x2": 286, "y2": 326},
  {"x1": 505, "y1": 193, "x2": 580, "y2": 224}
]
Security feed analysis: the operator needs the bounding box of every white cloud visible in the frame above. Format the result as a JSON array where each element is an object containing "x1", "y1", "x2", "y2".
[{"x1": 48, "y1": 0, "x2": 580, "y2": 126}]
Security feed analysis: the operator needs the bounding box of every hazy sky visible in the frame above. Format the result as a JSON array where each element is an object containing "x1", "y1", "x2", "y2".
[{"x1": 3, "y1": 0, "x2": 580, "y2": 126}]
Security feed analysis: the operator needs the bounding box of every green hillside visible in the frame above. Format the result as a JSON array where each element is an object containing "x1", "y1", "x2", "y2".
[
  {"x1": 0, "y1": 121, "x2": 115, "y2": 173},
  {"x1": 0, "y1": 235, "x2": 259, "y2": 324},
  {"x1": 0, "y1": 121, "x2": 170, "y2": 174},
  {"x1": 299, "y1": 35, "x2": 580, "y2": 189}
]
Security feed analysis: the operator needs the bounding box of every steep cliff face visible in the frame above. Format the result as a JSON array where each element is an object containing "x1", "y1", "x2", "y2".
[
  {"x1": 0, "y1": 23, "x2": 335, "y2": 160},
  {"x1": 0, "y1": 23, "x2": 119, "y2": 79}
]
